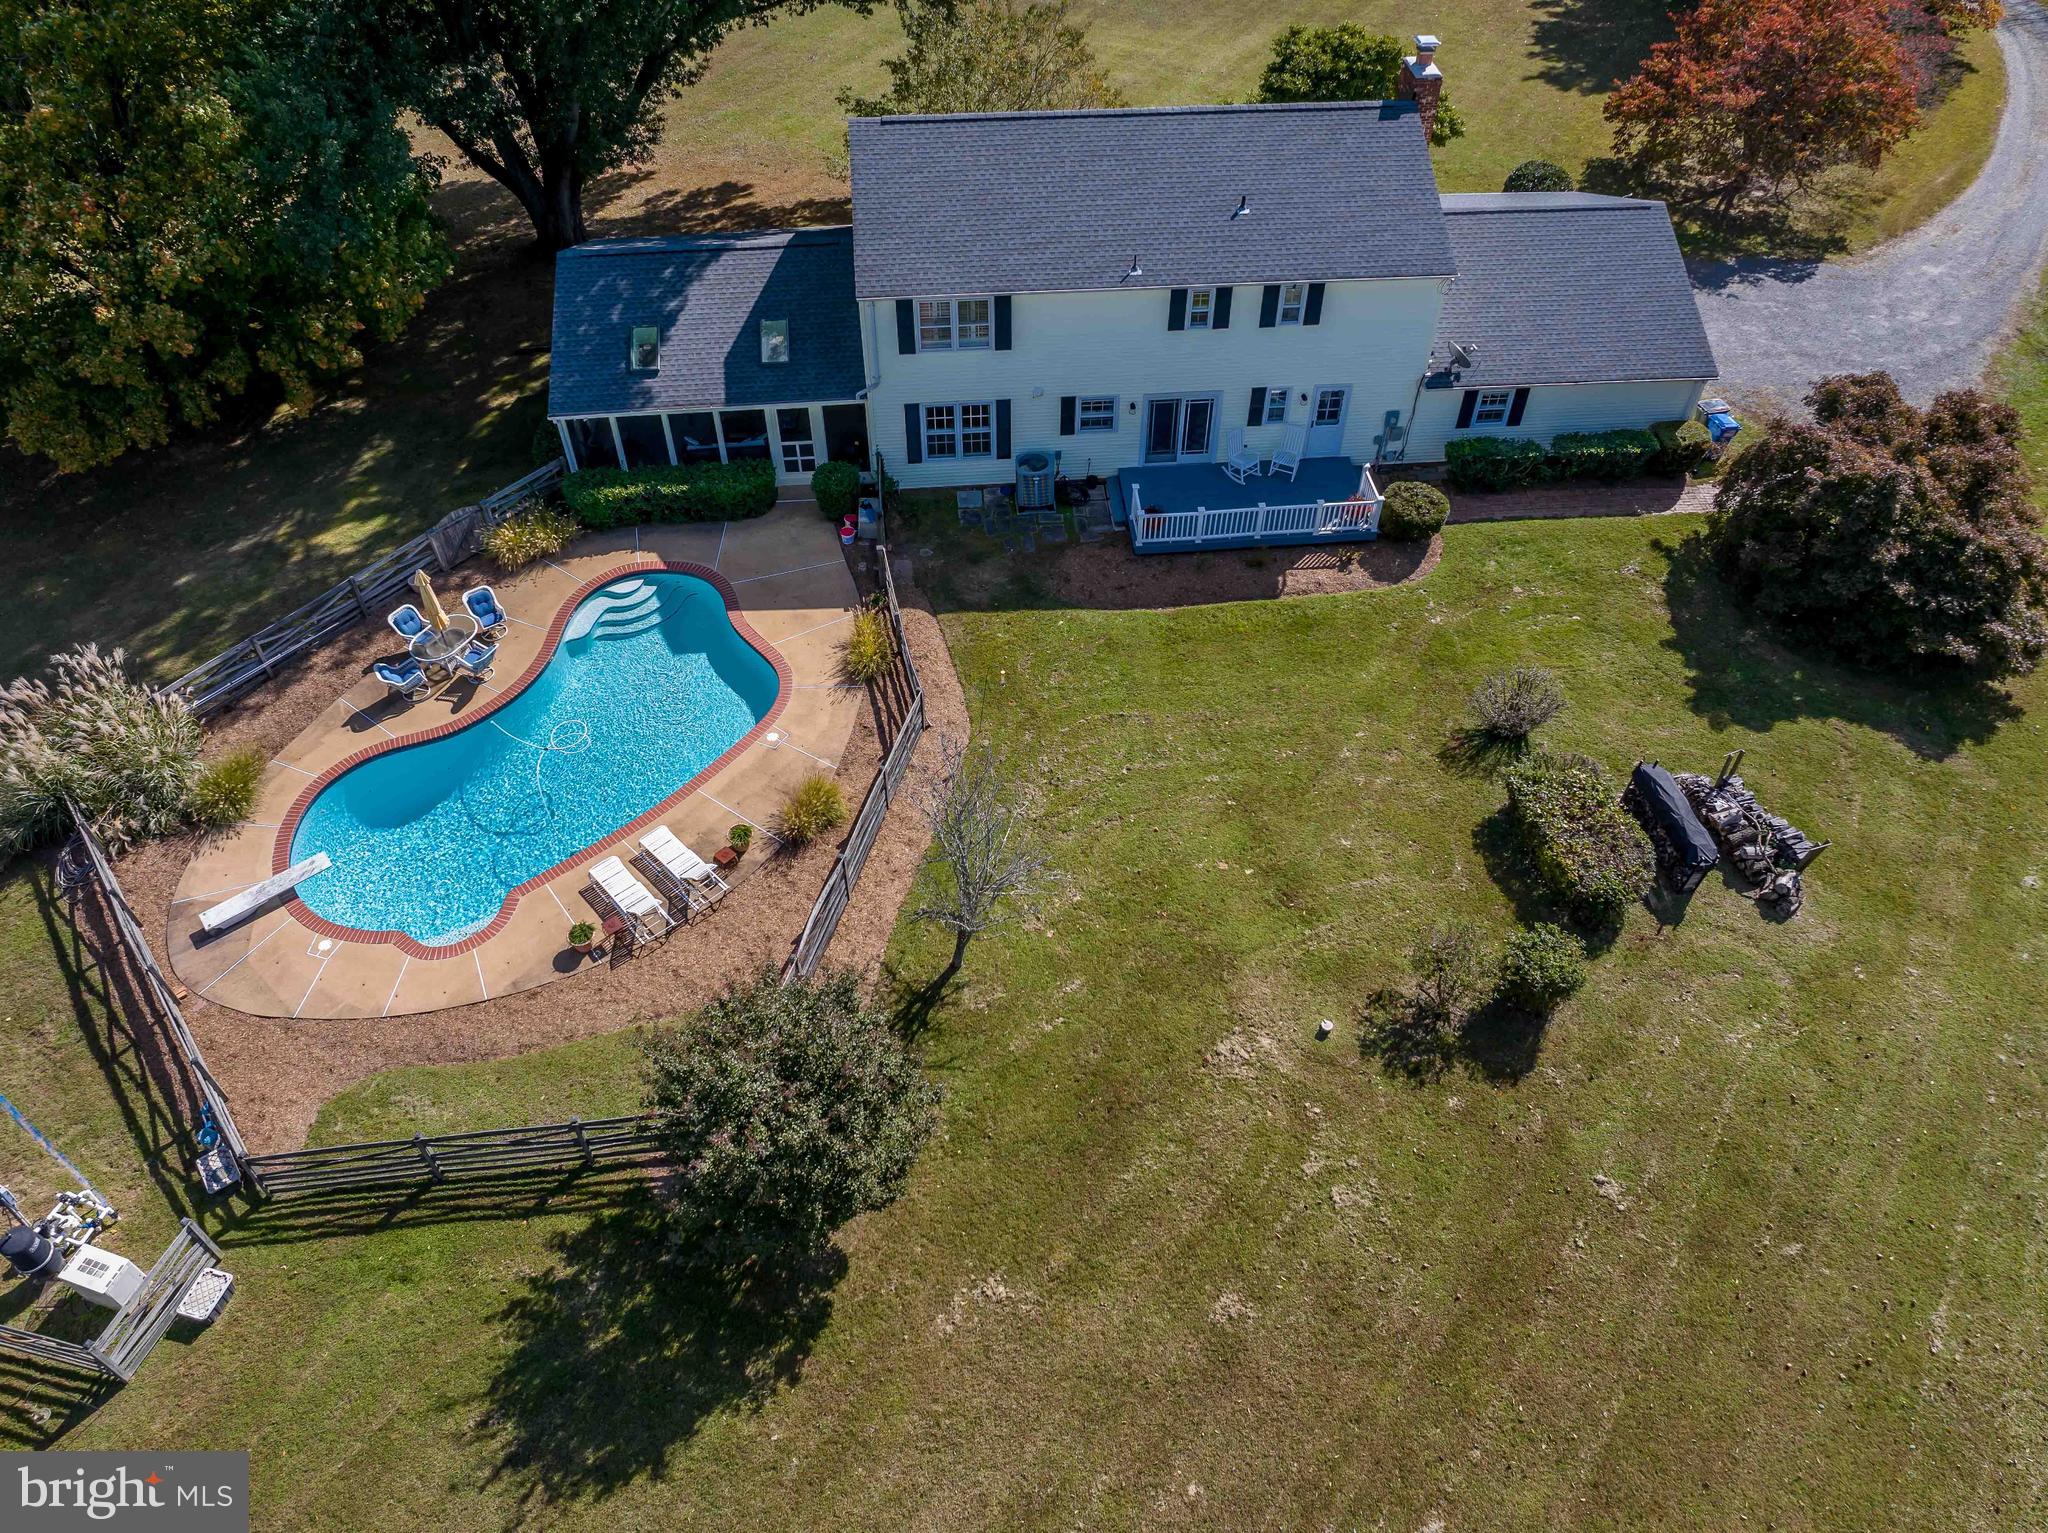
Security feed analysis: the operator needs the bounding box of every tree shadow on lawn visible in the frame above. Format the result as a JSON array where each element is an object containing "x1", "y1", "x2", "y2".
[
  {"x1": 1524, "y1": 0, "x2": 1672, "y2": 97},
  {"x1": 475, "y1": 1192, "x2": 843, "y2": 1517},
  {"x1": 1436, "y1": 728, "x2": 1530, "y2": 781},
  {"x1": 1358, "y1": 988, "x2": 1546, "y2": 1087},
  {"x1": 1658, "y1": 534, "x2": 2021, "y2": 762}
]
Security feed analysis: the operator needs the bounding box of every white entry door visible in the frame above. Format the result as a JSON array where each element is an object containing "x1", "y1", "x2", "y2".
[{"x1": 1307, "y1": 386, "x2": 1349, "y2": 456}]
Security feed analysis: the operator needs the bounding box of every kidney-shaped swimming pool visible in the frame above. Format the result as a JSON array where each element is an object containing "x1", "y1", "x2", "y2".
[{"x1": 286, "y1": 570, "x2": 782, "y2": 948}]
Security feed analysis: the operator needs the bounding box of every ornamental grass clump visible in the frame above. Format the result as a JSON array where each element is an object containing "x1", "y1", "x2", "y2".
[
  {"x1": 779, "y1": 774, "x2": 848, "y2": 846},
  {"x1": 1501, "y1": 750, "x2": 1654, "y2": 921},
  {"x1": 0, "y1": 644, "x2": 205, "y2": 852},
  {"x1": 842, "y1": 605, "x2": 895, "y2": 684},
  {"x1": 484, "y1": 502, "x2": 580, "y2": 571},
  {"x1": 188, "y1": 747, "x2": 266, "y2": 829},
  {"x1": 1467, "y1": 665, "x2": 1565, "y2": 741}
]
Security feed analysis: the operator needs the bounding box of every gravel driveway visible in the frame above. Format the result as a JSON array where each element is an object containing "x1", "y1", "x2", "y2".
[{"x1": 1691, "y1": 0, "x2": 2048, "y2": 410}]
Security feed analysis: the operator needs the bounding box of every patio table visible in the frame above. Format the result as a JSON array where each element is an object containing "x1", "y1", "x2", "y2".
[{"x1": 408, "y1": 613, "x2": 480, "y2": 673}]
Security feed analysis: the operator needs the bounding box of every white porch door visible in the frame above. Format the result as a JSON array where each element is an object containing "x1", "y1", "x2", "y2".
[{"x1": 1306, "y1": 386, "x2": 1349, "y2": 456}]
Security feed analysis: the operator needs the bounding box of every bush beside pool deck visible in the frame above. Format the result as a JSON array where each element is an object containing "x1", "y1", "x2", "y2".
[{"x1": 162, "y1": 504, "x2": 865, "y2": 1019}]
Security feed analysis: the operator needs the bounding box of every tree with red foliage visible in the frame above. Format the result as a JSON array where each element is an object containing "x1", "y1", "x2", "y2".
[{"x1": 1605, "y1": 0, "x2": 1920, "y2": 214}]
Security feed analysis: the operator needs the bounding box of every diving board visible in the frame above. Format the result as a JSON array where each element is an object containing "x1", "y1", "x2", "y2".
[{"x1": 200, "y1": 853, "x2": 330, "y2": 934}]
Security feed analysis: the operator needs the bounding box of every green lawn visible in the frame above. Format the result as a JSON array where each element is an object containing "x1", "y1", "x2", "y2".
[
  {"x1": 0, "y1": 0, "x2": 2006, "y2": 684},
  {"x1": 9, "y1": 507, "x2": 2047, "y2": 1528}
]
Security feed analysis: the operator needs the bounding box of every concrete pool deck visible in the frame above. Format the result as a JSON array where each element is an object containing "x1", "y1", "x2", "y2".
[{"x1": 164, "y1": 502, "x2": 865, "y2": 1019}]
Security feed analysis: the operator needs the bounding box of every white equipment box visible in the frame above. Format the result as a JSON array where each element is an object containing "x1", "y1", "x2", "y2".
[{"x1": 59, "y1": 1243, "x2": 146, "y2": 1310}]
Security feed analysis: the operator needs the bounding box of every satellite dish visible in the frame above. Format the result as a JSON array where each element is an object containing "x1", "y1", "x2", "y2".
[{"x1": 1449, "y1": 341, "x2": 1479, "y2": 369}]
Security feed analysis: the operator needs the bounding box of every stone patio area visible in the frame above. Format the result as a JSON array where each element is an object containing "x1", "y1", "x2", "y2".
[{"x1": 164, "y1": 502, "x2": 863, "y2": 1019}]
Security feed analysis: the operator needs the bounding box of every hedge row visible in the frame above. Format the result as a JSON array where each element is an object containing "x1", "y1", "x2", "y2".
[
  {"x1": 1444, "y1": 419, "x2": 1708, "y2": 492},
  {"x1": 1502, "y1": 751, "x2": 1654, "y2": 921},
  {"x1": 563, "y1": 459, "x2": 778, "y2": 528}
]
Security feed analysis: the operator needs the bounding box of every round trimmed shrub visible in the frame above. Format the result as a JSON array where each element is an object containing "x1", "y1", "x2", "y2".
[
  {"x1": 812, "y1": 460, "x2": 861, "y2": 522},
  {"x1": 1496, "y1": 923, "x2": 1586, "y2": 1013},
  {"x1": 1467, "y1": 665, "x2": 1565, "y2": 740},
  {"x1": 1379, "y1": 480, "x2": 1450, "y2": 541},
  {"x1": 1504, "y1": 159, "x2": 1574, "y2": 193}
]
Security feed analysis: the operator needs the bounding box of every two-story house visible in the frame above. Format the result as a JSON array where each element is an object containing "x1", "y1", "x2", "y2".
[{"x1": 546, "y1": 39, "x2": 1715, "y2": 552}]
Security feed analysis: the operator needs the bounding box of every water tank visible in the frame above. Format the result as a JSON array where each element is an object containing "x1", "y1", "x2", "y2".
[
  {"x1": 1, "y1": 1225, "x2": 62, "y2": 1281},
  {"x1": 1015, "y1": 450, "x2": 1055, "y2": 511}
]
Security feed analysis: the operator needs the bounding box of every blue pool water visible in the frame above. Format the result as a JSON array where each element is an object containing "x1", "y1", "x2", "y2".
[{"x1": 290, "y1": 573, "x2": 778, "y2": 945}]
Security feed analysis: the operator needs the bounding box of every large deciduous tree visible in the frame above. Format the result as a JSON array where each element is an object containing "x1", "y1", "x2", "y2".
[
  {"x1": 643, "y1": 967, "x2": 941, "y2": 1266},
  {"x1": 1604, "y1": 0, "x2": 1918, "y2": 214},
  {"x1": 374, "y1": 0, "x2": 843, "y2": 250},
  {"x1": 1254, "y1": 23, "x2": 1465, "y2": 146},
  {"x1": 0, "y1": 0, "x2": 447, "y2": 470},
  {"x1": 1708, "y1": 372, "x2": 2048, "y2": 677},
  {"x1": 841, "y1": 0, "x2": 1122, "y2": 121}
]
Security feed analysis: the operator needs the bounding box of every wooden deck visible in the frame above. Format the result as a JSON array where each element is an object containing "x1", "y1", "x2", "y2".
[{"x1": 1112, "y1": 458, "x2": 1381, "y2": 554}]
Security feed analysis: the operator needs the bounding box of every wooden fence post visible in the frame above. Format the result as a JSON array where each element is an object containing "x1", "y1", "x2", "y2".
[
  {"x1": 572, "y1": 1117, "x2": 591, "y2": 1165},
  {"x1": 414, "y1": 1133, "x2": 443, "y2": 1182}
]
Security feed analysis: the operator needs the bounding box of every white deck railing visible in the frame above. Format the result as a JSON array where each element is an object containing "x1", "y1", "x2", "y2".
[{"x1": 1126, "y1": 464, "x2": 1381, "y2": 551}]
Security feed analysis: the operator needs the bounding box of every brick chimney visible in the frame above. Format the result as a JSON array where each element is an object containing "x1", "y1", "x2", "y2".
[{"x1": 1397, "y1": 34, "x2": 1443, "y2": 143}]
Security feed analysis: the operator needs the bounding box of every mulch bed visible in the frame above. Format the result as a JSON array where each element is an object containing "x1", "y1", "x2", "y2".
[
  {"x1": 1032, "y1": 534, "x2": 1441, "y2": 611},
  {"x1": 1443, "y1": 477, "x2": 1717, "y2": 523},
  {"x1": 114, "y1": 546, "x2": 970, "y2": 1154}
]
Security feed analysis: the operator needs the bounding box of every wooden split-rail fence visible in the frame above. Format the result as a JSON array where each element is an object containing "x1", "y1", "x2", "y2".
[
  {"x1": 0, "y1": 1220, "x2": 224, "y2": 1383},
  {"x1": 242, "y1": 1115, "x2": 664, "y2": 1199}
]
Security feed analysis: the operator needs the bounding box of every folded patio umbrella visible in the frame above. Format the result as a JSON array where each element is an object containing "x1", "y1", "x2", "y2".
[{"x1": 411, "y1": 568, "x2": 453, "y2": 632}]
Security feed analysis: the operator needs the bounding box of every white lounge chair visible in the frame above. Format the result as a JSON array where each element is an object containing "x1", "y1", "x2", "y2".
[
  {"x1": 589, "y1": 856, "x2": 673, "y2": 939},
  {"x1": 638, "y1": 825, "x2": 733, "y2": 907},
  {"x1": 1222, "y1": 427, "x2": 1261, "y2": 486},
  {"x1": 1267, "y1": 422, "x2": 1307, "y2": 482}
]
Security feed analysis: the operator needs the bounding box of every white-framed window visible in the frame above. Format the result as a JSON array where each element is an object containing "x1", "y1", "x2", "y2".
[
  {"x1": 923, "y1": 401, "x2": 998, "y2": 459},
  {"x1": 629, "y1": 326, "x2": 660, "y2": 370},
  {"x1": 1278, "y1": 283, "x2": 1306, "y2": 325},
  {"x1": 1263, "y1": 385, "x2": 1288, "y2": 425},
  {"x1": 1077, "y1": 396, "x2": 1117, "y2": 432},
  {"x1": 759, "y1": 318, "x2": 790, "y2": 364},
  {"x1": 955, "y1": 298, "x2": 992, "y2": 349},
  {"x1": 1187, "y1": 287, "x2": 1215, "y2": 329},
  {"x1": 916, "y1": 298, "x2": 992, "y2": 351},
  {"x1": 1473, "y1": 389, "x2": 1514, "y2": 426}
]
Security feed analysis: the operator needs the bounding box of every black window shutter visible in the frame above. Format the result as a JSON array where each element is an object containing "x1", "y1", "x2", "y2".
[
  {"x1": 896, "y1": 299, "x2": 916, "y2": 355},
  {"x1": 1167, "y1": 288, "x2": 1188, "y2": 331},
  {"x1": 1246, "y1": 387, "x2": 1267, "y2": 427},
  {"x1": 1455, "y1": 391, "x2": 1478, "y2": 429},
  {"x1": 1213, "y1": 287, "x2": 1233, "y2": 329},
  {"x1": 1304, "y1": 283, "x2": 1325, "y2": 326},
  {"x1": 1259, "y1": 285, "x2": 1280, "y2": 327},
  {"x1": 1059, "y1": 396, "x2": 1077, "y2": 435},
  {"x1": 994, "y1": 295, "x2": 1012, "y2": 350},
  {"x1": 995, "y1": 399, "x2": 1012, "y2": 459},
  {"x1": 903, "y1": 401, "x2": 923, "y2": 463},
  {"x1": 1506, "y1": 387, "x2": 1530, "y2": 426}
]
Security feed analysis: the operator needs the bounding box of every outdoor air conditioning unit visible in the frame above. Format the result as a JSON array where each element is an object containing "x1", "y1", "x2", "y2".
[
  {"x1": 58, "y1": 1243, "x2": 145, "y2": 1310},
  {"x1": 1014, "y1": 450, "x2": 1056, "y2": 512}
]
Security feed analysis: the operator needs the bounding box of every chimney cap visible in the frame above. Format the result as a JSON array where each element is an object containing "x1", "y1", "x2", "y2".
[{"x1": 1414, "y1": 33, "x2": 1441, "y2": 52}]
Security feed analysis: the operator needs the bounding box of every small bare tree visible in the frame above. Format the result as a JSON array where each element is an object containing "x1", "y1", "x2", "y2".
[{"x1": 912, "y1": 734, "x2": 1050, "y2": 988}]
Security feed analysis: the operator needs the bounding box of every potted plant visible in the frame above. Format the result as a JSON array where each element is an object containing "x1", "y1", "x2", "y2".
[
  {"x1": 568, "y1": 920, "x2": 596, "y2": 954},
  {"x1": 728, "y1": 823, "x2": 753, "y2": 860}
]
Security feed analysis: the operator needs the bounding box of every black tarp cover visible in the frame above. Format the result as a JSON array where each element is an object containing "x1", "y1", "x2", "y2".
[{"x1": 1632, "y1": 762, "x2": 1719, "y2": 871}]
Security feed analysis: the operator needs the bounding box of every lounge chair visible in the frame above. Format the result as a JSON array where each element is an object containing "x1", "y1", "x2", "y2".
[
  {"x1": 589, "y1": 855, "x2": 673, "y2": 940},
  {"x1": 1267, "y1": 422, "x2": 1307, "y2": 482},
  {"x1": 1223, "y1": 427, "x2": 1261, "y2": 485},
  {"x1": 463, "y1": 585, "x2": 508, "y2": 639},
  {"x1": 630, "y1": 849, "x2": 708, "y2": 919},
  {"x1": 639, "y1": 825, "x2": 733, "y2": 906},
  {"x1": 387, "y1": 604, "x2": 428, "y2": 643},
  {"x1": 452, "y1": 638, "x2": 497, "y2": 681},
  {"x1": 373, "y1": 658, "x2": 430, "y2": 699}
]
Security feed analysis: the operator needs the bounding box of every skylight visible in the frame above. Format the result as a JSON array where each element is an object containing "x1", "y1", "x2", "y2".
[
  {"x1": 629, "y1": 326, "x2": 659, "y2": 371},
  {"x1": 760, "y1": 318, "x2": 790, "y2": 365}
]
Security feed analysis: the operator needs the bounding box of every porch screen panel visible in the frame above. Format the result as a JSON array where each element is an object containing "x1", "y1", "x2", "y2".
[
  {"x1": 565, "y1": 418, "x2": 619, "y2": 471},
  {"x1": 617, "y1": 414, "x2": 671, "y2": 468},
  {"x1": 719, "y1": 409, "x2": 771, "y2": 461},
  {"x1": 666, "y1": 412, "x2": 720, "y2": 463}
]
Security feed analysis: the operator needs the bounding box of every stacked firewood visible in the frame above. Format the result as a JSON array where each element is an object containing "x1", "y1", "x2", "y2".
[{"x1": 1672, "y1": 750, "x2": 1827, "y2": 917}]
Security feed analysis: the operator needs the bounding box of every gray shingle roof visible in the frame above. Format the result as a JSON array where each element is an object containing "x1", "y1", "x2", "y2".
[
  {"x1": 848, "y1": 103, "x2": 1455, "y2": 298},
  {"x1": 547, "y1": 228, "x2": 864, "y2": 420},
  {"x1": 1432, "y1": 193, "x2": 1716, "y2": 387}
]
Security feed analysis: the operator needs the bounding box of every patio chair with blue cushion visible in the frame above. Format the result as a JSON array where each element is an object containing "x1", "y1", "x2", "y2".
[
  {"x1": 1223, "y1": 427, "x2": 1262, "y2": 486},
  {"x1": 463, "y1": 585, "x2": 508, "y2": 639},
  {"x1": 387, "y1": 603, "x2": 428, "y2": 643},
  {"x1": 453, "y1": 638, "x2": 498, "y2": 681},
  {"x1": 374, "y1": 658, "x2": 430, "y2": 700}
]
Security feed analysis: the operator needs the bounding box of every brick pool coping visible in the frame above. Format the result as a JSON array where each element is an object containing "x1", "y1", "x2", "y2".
[{"x1": 271, "y1": 557, "x2": 793, "y2": 961}]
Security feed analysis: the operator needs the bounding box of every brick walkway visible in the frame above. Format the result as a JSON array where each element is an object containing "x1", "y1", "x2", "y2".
[{"x1": 1445, "y1": 477, "x2": 1717, "y2": 524}]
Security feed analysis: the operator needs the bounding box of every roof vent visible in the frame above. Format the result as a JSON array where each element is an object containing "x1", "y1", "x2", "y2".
[
  {"x1": 1233, "y1": 194, "x2": 1251, "y2": 219},
  {"x1": 1122, "y1": 253, "x2": 1143, "y2": 282}
]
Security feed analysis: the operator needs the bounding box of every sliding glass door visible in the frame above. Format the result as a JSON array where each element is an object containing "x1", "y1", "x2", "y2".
[{"x1": 1142, "y1": 395, "x2": 1218, "y2": 463}]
